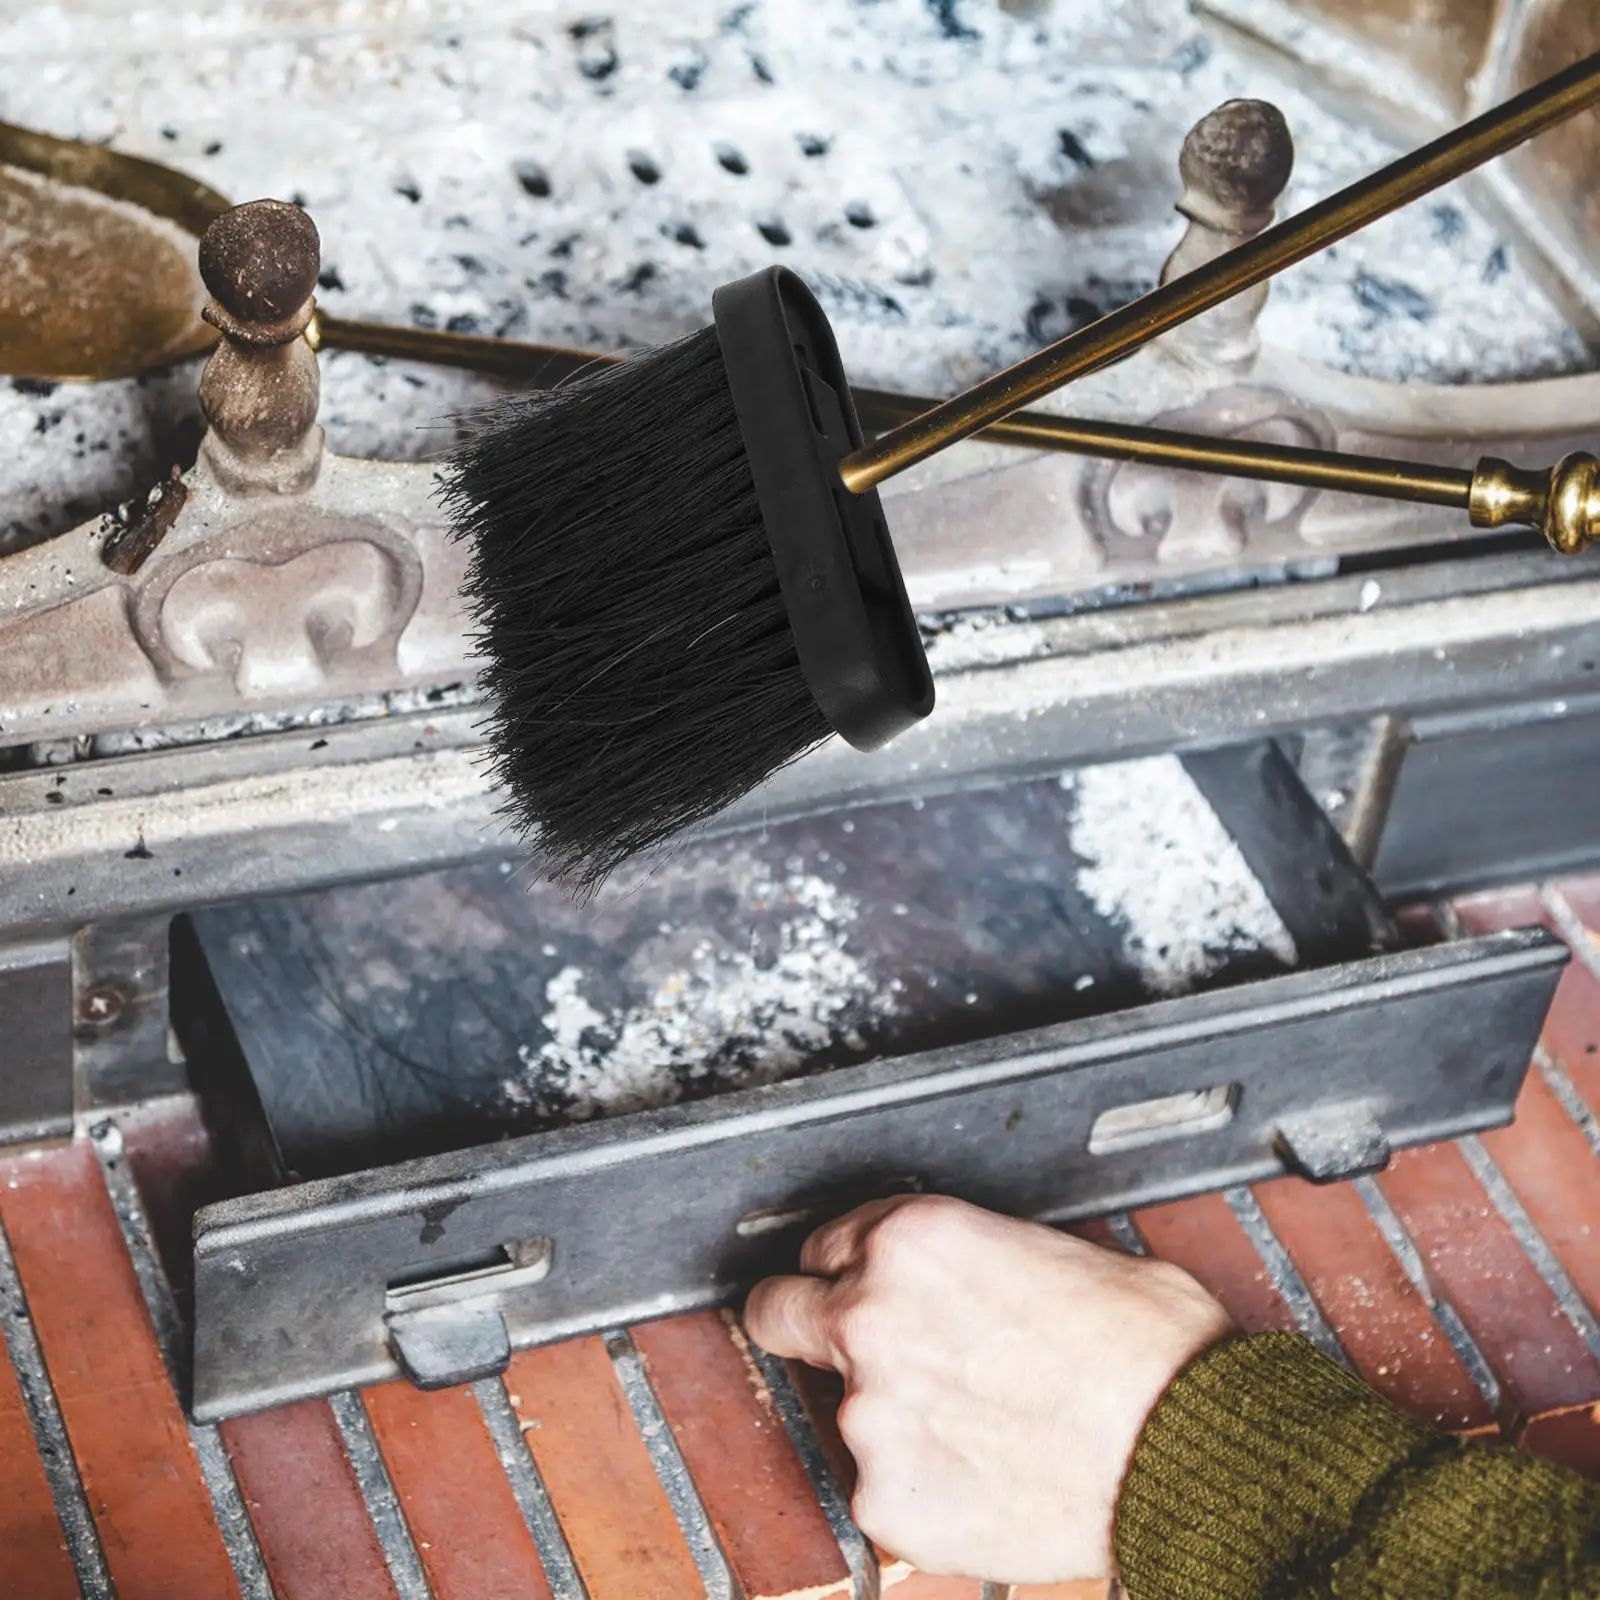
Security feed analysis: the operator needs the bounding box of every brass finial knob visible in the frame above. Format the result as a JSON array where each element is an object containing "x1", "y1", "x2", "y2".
[
  {"x1": 1544, "y1": 453, "x2": 1600, "y2": 555},
  {"x1": 1178, "y1": 99, "x2": 1296, "y2": 233},
  {"x1": 196, "y1": 200, "x2": 324, "y2": 494},
  {"x1": 1469, "y1": 452, "x2": 1600, "y2": 554},
  {"x1": 199, "y1": 199, "x2": 321, "y2": 326},
  {"x1": 1161, "y1": 99, "x2": 1296, "y2": 371}
]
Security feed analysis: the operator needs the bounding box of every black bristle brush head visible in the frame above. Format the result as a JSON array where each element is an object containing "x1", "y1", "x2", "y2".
[{"x1": 439, "y1": 266, "x2": 933, "y2": 893}]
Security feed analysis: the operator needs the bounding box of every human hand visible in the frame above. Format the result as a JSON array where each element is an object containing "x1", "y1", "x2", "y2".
[{"x1": 743, "y1": 1195, "x2": 1233, "y2": 1585}]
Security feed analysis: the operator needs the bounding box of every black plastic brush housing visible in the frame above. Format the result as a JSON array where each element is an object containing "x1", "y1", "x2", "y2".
[
  {"x1": 440, "y1": 266, "x2": 933, "y2": 890},
  {"x1": 713, "y1": 268, "x2": 933, "y2": 751}
]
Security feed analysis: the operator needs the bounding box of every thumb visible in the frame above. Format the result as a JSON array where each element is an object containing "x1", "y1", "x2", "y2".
[{"x1": 744, "y1": 1274, "x2": 836, "y2": 1369}]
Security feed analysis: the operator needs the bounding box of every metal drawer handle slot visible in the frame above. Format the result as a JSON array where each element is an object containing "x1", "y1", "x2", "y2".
[
  {"x1": 384, "y1": 1236, "x2": 554, "y2": 1314},
  {"x1": 1088, "y1": 1085, "x2": 1238, "y2": 1156},
  {"x1": 736, "y1": 1176, "x2": 923, "y2": 1239}
]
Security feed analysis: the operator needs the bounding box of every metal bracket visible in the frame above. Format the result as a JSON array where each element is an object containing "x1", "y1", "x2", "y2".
[
  {"x1": 386, "y1": 1305, "x2": 511, "y2": 1391},
  {"x1": 1297, "y1": 717, "x2": 1412, "y2": 873},
  {"x1": 0, "y1": 937, "x2": 72, "y2": 1144},
  {"x1": 1182, "y1": 740, "x2": 1396, "y2": 964},
  {"x1": 191, "y1": 931, "x2": 1565, "y2": 1420},
  {"x1": 383, "y1": 1235, "x2": 553, "y2": 1385},
  {"x1": 1376, "y1": 693, "x2": 1600, "y2": 900},
  {"x1": 1273, "y1": 1103, "x2": 1392, "y2": 1183},
  {"x1": 72, "y1": 917, "x2": 186, "y2": 1112}
]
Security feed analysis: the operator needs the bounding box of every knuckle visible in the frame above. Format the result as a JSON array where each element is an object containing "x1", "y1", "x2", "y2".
[
  {"x1": 835, "y1": 1393, "x2": 898, "y2": 1474},
  {"x1": 799, "y1": 1228, "x2": 844, "y2": 1276},
  {"x1": 828, "y1": 1293, "x2": 886, "y2": 1362},
  {"x1": 863, "y1": 1194, "x2": 965, "y2": 1266},
  {"x1": 1140, "y1": 1257, "x2": 1184, "y2": 1289}
]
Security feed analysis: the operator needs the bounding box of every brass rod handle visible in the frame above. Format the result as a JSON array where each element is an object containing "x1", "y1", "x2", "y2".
[
  {"x1": 310, "y1": 313, "x2": 611, "y2": 386},
  {"x1": 308, "y1": 313, "x2": 1470, "y2": 502},
  {"x1": 863, "y1": 388, "x2": 1598, "y2": 553},
  {"x1": 850, "y1": 386, "x2": 1477, "y2": 505},
  {"x1": 309, "y1": 313, "x2": 1596, "y2": 551},
  {"x1": 837, "y1": 49, "x2": 1600, "y2": 494},
  {"x1": 875, "y1": 390, "x2": 1596, "y2": 551}
]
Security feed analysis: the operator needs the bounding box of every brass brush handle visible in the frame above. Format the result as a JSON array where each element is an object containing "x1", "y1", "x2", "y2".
[{"x1": 311, "y1": 311, "x2": 1599, "y2": 554}]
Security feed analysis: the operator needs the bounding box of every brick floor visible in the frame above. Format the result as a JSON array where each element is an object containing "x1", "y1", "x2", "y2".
[{"x1": 4, "y1": 876, "x2": 1600, "y2": 1595}]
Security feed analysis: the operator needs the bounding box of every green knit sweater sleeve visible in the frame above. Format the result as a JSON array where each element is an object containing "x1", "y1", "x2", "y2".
[{"x1": 1114, "y1": 1331, "x2": 1600, "y2": 1599}]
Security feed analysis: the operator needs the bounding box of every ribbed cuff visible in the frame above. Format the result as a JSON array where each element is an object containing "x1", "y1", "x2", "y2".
[{"x1": 1114, "y1": 1331, "x2": 1439, "y2": 1600}]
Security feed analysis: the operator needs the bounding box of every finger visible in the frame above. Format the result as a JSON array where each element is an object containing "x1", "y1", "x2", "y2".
[
  {"x1": 800, "y1": 1195, "x2": 921, "y2": 1278},
  {"x1": 744, "y1": 1274, "x2": 835, "y2": 1367}
]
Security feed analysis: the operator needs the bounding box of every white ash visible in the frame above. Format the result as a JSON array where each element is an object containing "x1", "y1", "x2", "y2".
[
  {"x1": 921, "y1": 611, "x2": 1055, "y2": 671},
  {"x1": 2, "y1": 0, "x2": 1589, "y2": 551},
  {"x1": 507, "y1": 855, "x2": 895, "y2": 1120},
  {"x1": 82, "y1": 680, "x2": 475, "y2": 756},
  {"x1": 1065, "y1": 754, "x2": 1297, "y2": 995}
]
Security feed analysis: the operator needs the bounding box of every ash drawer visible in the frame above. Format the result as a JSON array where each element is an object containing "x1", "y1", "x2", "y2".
[{"x1": 175, "y1": 741, "x2": 1565, "y2": 1421}]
